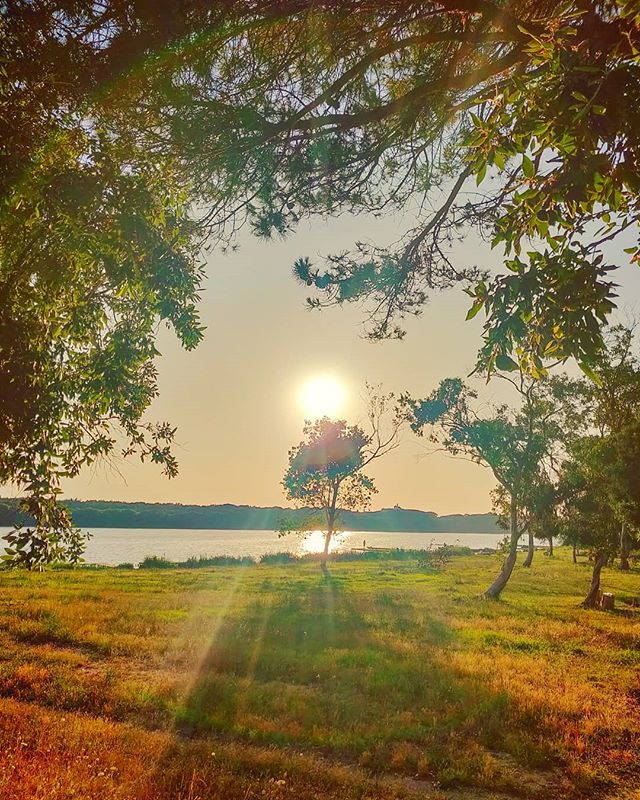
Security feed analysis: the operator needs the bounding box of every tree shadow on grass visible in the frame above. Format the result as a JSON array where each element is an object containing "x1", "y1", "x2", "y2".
[{"x1": 141, "y1": 570, "x2": 578, "y2": 800}]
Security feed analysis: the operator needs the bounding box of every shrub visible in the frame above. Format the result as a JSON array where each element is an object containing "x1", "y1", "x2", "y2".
[
  {"x1": 260, "y1": 552, "x2": 299, "y2": 565},
  {"x1": 138, "y1": 556, "x2": 175, "y2": 569}
]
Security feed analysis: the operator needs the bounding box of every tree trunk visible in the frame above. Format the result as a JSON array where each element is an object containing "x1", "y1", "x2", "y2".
[
  {"x1": 620, "y1": 524, "x2": 630, "y2": 571},
  {"x1": 320, "y1": 527, "x2": 332, "y2": 574},
  {"x1": 572, "y1": 543, "x2": 577, "y2": 564},
  {"x1": 321, "y1": 504, "x2": 335, "y2": 575},
  {"x1": 548, "y1": 536, "x2": 553, "y2": 557},
  {"x1": 522, "y1": 529, "x2": 534, "y2": 568},
  {"x1": 582, "y1": 552, "x2": 606, "y2": 608},
  {"x1": 483, "y1": 496, "x2": 519, "y2": 599}
]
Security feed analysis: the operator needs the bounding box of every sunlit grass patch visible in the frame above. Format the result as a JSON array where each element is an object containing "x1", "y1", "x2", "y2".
[{"x1": 0, "y1": 551, "x2": 638, "y2": 798}]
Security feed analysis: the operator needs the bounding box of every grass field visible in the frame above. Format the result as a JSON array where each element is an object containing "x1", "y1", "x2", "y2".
[{"x1": 0, "y1": 549, "x2": 639, "y2": 800}]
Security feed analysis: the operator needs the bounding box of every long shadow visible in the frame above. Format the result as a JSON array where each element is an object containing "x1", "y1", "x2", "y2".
[
  {"x1": 145, "y1": 570, "x2": 568, "y2": 788},
  {"x1": 141, "y1": 565, "x2": 640, "y2": 800}
]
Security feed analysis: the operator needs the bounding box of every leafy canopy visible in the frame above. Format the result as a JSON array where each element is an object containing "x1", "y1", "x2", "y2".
[
  {"x1": 282, "y1": 418, "x2": 378, "y2": 527},
  {"x1": 111, "y1": 0, "x2": 639, "y2": 376},
  {"x1": 3, "y1": 1, "x2": 640, "y2": 562}
]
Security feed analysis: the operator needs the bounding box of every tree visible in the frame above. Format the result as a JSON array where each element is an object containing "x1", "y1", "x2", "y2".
[
  {"x1": 1, "y1": 1, "x2": 213, "y2": 564},
  {"x1": 122, "y1": 0, "x2": 638, "y2": 375},
  {"x1": 555, "y1": 394, "x2": 639, "y2": 606},
  {"x1": 10, "y1": 2, "x2": 639, "y2": 377},
  {"x1": 557, "y1": 437, "x2": 622, "y2": 607},
  {"x1": 492, "y1": 477, "x2": 559, "y2": 567},
  {"x1": 281, "y1": 392, "x2": 400, "y2": 569},
  {"x1": 401, "y1": 375, "x2": 559, "y2": 598},
  {"x1": 600, "y1": 418, "x2": 640, "y2": 570},
  {"x1": 4, "y1": 2, "x2": 640, "y2": 561},
  {"x1": 549, "y1": 324, "x2": 640, "y2": 573}
]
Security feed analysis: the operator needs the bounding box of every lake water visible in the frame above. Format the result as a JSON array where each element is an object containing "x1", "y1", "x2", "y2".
[{"x1": 1, "y1": 527, "x2": 506, "y2": 566}]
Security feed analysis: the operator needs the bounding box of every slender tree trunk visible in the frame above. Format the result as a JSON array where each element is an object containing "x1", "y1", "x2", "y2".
[
  {"x1": 320, "y1": 519, "x2": 332, "y2": 574},
  {"x1": 572, "y1": 543, "x2": 577, "y2": 564},
  {"x1": 321, "y1": 490, "x2": 338, "y2": 575},
  {"x1": 522, "y1": 529, "x2": 534, "y2": 568},
  {"x1": 484, "y1": 496, "x2": 519, "y2": 599},
  {"x1": 548, "y1": 536, "x2": 553, "y2": 557},
  {"x1": 582, "y1": 552, "x2": 606, "y2": 608},
  {"x1": 620, "y1": 524, "x2": 630, "y2": 571}
]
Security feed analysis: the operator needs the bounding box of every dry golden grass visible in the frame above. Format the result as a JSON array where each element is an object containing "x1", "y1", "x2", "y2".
[{"x1": 0, "y1": 549, "x2": 638, "y2": 799}]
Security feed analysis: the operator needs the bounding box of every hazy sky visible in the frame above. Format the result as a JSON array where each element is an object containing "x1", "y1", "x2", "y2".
[{"x1": 53, "y1": 209, "x2": 639, "y2": 515}]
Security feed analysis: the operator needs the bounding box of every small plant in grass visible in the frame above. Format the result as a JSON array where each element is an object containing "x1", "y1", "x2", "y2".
[{"x1": 418, "y1": 545, "x2": 457, "y2": 571}]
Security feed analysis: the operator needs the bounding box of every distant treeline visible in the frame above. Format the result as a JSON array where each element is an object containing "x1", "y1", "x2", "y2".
[{"x1": 0, "y1": 499, "x2": 500, "y2": 533}]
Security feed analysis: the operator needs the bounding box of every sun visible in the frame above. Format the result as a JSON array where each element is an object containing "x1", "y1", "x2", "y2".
[{"x1": 298, "y1": 375, "x2": 346, "y2": 419}]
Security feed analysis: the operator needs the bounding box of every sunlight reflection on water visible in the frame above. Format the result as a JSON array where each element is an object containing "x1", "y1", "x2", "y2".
[
  {"x1": 0, "y1": 527, "x2": 505, "y2": 565},
  {"x1": 298, "y1": 530, "x2": 349, "y2": 554}
]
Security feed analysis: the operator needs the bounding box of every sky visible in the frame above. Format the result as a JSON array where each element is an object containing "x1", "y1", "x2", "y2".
[{"x1": 54, "y1": 208, "x2": 640, "y2": 516}]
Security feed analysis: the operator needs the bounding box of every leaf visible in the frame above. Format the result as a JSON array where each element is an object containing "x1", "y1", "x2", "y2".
[
  {"x1": 495, "y1": 354, "x2": 519, "y2": 372},
  {"x1": 476, "y1": 162, "x2": 487, "y2": 185},
  {"x1": 578, "y1": 362, "x2": 602, "y2": 385},
  {"x1": 465, "y1": 299, "x2": 484, "y2": 320},
  {"x1": 521, "y1": 155, "x2": 535, "y2": 178}
]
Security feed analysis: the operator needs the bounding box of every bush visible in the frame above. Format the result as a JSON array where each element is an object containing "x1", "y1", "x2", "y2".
[
  {"x1": 182, "y1": 555, "x2": 254, "y2": 568},
  {"x1": 260, "y1": 552, "x2": 300, "y2": 565},
  {"x1": 139, "y1": 554, "x2": 255, "y2": 569},
  {"x1": 419, "y1": 544, "x2": 473, "y2": 570},
  {"x1": 138, "y1": 556, "x2": 175, "y2": 569}
]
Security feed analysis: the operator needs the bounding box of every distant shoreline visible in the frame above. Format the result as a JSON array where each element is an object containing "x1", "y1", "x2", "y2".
[{"x1": 0, "y1": 498, "x2": 501, "y2": 534}]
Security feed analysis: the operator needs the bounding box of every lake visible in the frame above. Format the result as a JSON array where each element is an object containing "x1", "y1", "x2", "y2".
[{"x1": 1, "y1": 527, "x2": 507, "y2": 566}]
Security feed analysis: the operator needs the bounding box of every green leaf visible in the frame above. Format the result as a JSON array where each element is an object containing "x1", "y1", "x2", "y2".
[
  {"x1": 495, "y1": 354, "x2": 519, "y2": 372},
  {"x1": 465, "y1": 299, "x2": 484, "y2": 320},
  {"x1": 521, "y1": 155, "x2": 535, "y2": 178},
  {"x1": 578, "y1": 362, "x2": 602, "y2": 385}
]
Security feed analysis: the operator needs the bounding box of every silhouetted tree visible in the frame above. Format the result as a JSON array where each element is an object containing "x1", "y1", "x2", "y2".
[
  {"x1": 281, "y1": 391, "x2": 400, "y2": 570},
  {"x1": 402, "y1": 375, "x2": 559, "y2": 598}
]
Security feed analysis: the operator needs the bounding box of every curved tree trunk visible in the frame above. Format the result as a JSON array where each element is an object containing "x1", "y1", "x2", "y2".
[
  {"x1": 483, "y1": 497, "x2": 519, "y2": 599},
  {"x1": 522, "y1": 529, "x2": 534, "y2": 568},
  {"x1": 548, "y1": 536, "x2": 553, "y2": 557},
  {"x1": 620, "y1": 524, "x2": 630, "y2": 571},
  {"x1": 582, "y1": 552, "x2": 605, "y2": 608},
  {"x1": 572, "y1": 543, "x2": 577, "y2": 564}
]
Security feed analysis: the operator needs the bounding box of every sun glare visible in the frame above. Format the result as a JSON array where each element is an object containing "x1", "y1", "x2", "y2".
[
  {"x1": 298, "y1": 375, "x2": 346, "y2": 419},
  {"x1": 300, "y1": 530, "x2": 347, "y2": 554}
]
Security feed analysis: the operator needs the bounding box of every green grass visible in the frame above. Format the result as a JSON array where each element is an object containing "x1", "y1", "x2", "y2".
[{"x1": 0, "y1": 549, "x2": 639, "y2": 799}]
